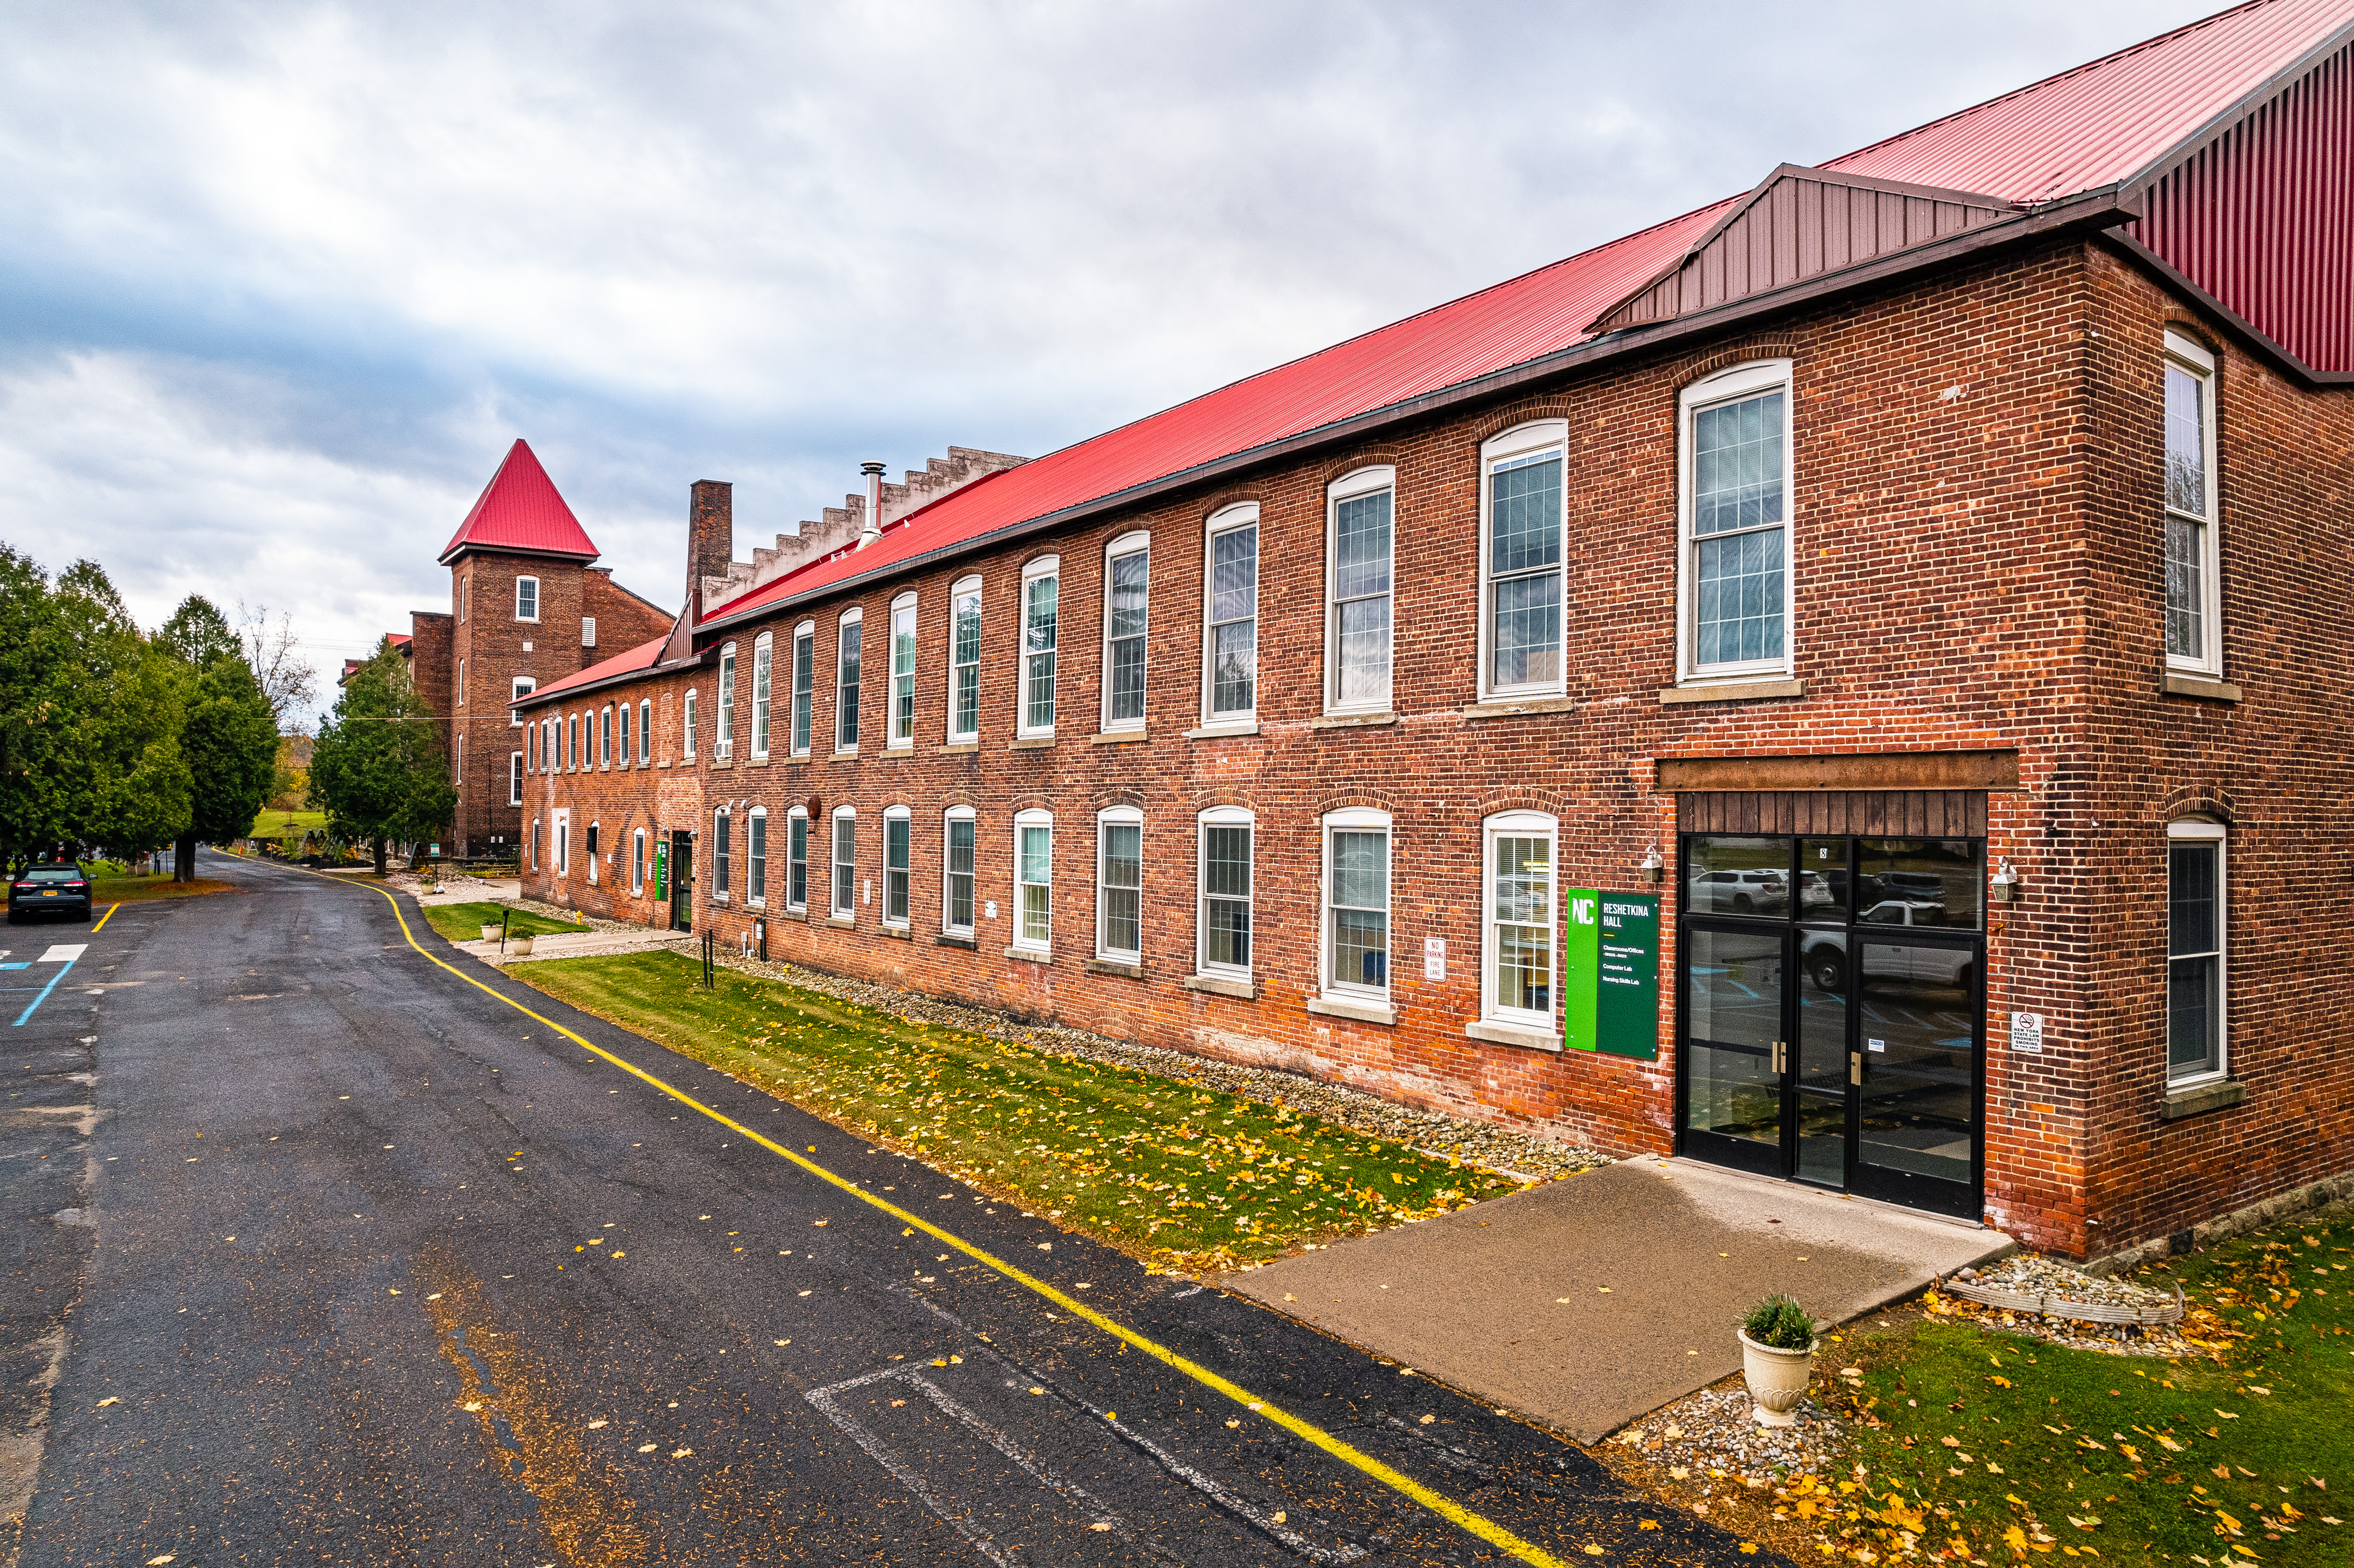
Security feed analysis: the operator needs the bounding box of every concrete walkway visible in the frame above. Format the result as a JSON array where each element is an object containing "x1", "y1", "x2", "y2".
[
  {"x1": 448, "y1": 929, "x2": 694, "y2": 965},
  {"x1": 1219, "y1": 1156, "x2": 2011, "y2": 1443}
]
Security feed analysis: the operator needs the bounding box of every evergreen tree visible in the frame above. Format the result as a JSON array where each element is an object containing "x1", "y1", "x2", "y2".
[
  {"x1": 309, "y1": 639, "x2": 455, "y2": 875},
  {"x1": 159, "y1": 595, "x2": 279, "y2": 882}
]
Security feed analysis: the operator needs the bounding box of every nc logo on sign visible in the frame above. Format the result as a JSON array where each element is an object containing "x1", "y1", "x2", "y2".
[{"x1": 1572, "y1": 896, "x2": 1597, "y2": 926}]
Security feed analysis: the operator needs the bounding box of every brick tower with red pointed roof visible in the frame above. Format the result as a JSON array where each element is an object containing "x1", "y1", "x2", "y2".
[{"x1": 412, "y1": 439, "x2": 672, "y2": 858}]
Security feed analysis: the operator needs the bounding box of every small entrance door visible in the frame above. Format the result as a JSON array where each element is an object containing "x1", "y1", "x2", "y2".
[
  {"x1": 670, "y1": 831, "x2": 694, "y2": 932},
  {"x1": 1678, "y1": 833, "x2": 1985, "y2": 1219}
]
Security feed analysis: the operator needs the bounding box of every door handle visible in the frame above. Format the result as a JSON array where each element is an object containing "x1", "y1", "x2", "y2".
[
  {"x1": 1770, "y1": 1041, "x2": 1787, "y2": 1074},
  {"x1": 1850, "y1": 1051, "x2": 1864, "y2": 1086}
]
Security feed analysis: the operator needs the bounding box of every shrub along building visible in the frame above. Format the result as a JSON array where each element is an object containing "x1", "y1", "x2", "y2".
[{"x1": 514, "y1": 0, "x2": 2354, "y2": 1262}]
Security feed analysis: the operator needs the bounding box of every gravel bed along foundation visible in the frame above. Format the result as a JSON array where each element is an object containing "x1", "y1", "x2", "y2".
[{"x1": 1610, "y1": 1380, "x2": 1850, "y2": 1493}]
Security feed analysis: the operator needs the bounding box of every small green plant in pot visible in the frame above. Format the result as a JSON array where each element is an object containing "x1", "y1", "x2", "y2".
[{"x1": 1736, "y1": 1292, "x2": 1818, "y2": 1427}]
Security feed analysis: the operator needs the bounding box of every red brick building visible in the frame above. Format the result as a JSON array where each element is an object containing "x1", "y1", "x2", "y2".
[{"x1": 515, "y1": 1, "x2": 2354, "y2": 1260}]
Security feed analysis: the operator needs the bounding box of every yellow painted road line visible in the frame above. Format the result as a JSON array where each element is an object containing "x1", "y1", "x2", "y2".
[
  {"x1": 319, "y1": 870, "x2": 1570, "y2": 1568},
  {"x1": 91, "y1": 903, "x2": 121, "y2": 932}
]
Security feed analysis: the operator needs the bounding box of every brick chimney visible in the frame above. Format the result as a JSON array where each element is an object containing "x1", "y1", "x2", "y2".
[{"x1": 687, "y1": 480, "x2": 733, "y2": 605}]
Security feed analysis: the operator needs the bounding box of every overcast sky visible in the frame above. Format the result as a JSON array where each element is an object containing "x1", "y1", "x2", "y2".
[{"x1": 0, "y1": 0, "x2": 2215, "y2": 727}]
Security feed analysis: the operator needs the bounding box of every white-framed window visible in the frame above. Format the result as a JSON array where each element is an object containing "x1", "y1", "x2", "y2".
[
  {"x1": 712, "y1": 808, "x2": 731, "y2": 900},
  {"x1": 510, "y1": 675, "x2": 534, "y2": 726},
  {"x1": 582, "y1": 615, "x2": 597, "y2": 648},
  {"x1": 508, "y1": 751, "x2": 523, "y2": 806},
  {"x1": 683, "y1": 689, "x2": 698, "y2": 760},
  {"x1": 638, "y1": 699, "x2": 650, "y2": 762},
  {"x1": 2164, "y1": 331, "x2": 2222, "y2": 676},
  {"x1": 527, "y1": 719, "x2": 538, "y2": 773},
  {"x1": 567, "y1": 712, "x2": 579, "y2": 771},
  {"x1": 515, "y1": 576, "x2": 539, "y2": 623},
  {"x1": 889, "y1": 593, "x2": 918, "y2": 748},
  {"x1": 1013, "y1": 808, "x2": 1053, "y2": 952},
  {"x1": 948, "y1": 576, "x2": 981, "y2": 742},
  {"x1": 455, "y1": 733, "x2": 464, "y2": 786},
  {"x1": 529, "y1": 818, "x2": 539, "y2": 872},
  {"x1": 458, "y1": 659, "x2": 466, "y2": 703},
  {"x1": 1019, "y1": 557, "x2": 1058, "y2": 737},
  {"x1": 460, "y1": 576, "x2": 470, "y2": 624},
  {"x1": 1095, "y1": 807, "x2": 1143, "y2": 961},
  {"x1": 586, "y1": 820, "x2": 600, "y2": 885},
  {"x1": 750, "y1": 631, "x2": 774, "y2": 758},
  {"x1": 618, "y1": 698, "x2": 633, "y2": 765},
  {"x1": 836, "y1": 609, "x2": 862, "y2": 752},
  {"x1": 830, "y1": 807, "x2": 857, "y2": 918},
  {"x1": 1196, "y1": 807, "x2": 1253, "y2": 979},
  {"x1": 631, "y1": 828, "x2": 646, "y2": 894},
  {"x1": 1102, "y1": 533, "x2": 1149, "y2": 732},
  {"x1": 1322, "y1": 808, "x2": 1391, "y2": 1000},
  {"x1": 716, "y1": 643, "x2": 736, "y2": 760},
  {"x1": 600, "y1": 705, "x2": 613, "y2": 768},
  {"x1": 1677, "y1": 362, "x2": 1793, "y2": 681},
  {"x1": 1479, "y1": 421, "x2": 1568, "y2": 699},
  {"x1": 1202, "y1": 504, "x2": 1258, "y2": 724},
  {"x1": 2168, "y1": 819, "x2": 2227, "y2": 1085},
  {"x1": 944, "y1": 806, "x2": 977, "y2": 935},
  {"x1": 883, "y1": 805, "x2": 911, "y2": 925},
  {"x1": 1325, "y1": 466, "x2": 1395, "y2": 713},
  {"x1": 791, "y1": 621, "x2": 815, "y2": 756},
  {"x1": 747, "y1": 807, "x2": 768, "y2": 906},
  {"x1": 1482, "y1": 810, "x2": 1558, "y2": 1033},
  {"x1": 553, "y1": 810, "x2": 569, "y2": 875},
  {"x1": 785, "y1": 807, "x2": 809, "y2": 910}
]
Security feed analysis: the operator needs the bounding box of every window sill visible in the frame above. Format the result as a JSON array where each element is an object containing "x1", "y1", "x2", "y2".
[
  {"x1": 1307, "y1": 994, "x2": 1395, "y2": 1026},
  {"x1": 1309, "y1": 711, "x2": 1398, "y2": 730},
  {"x1": 1005, "y1": 946, "x2": 1052, "y2": 965},
  {"x1": 832, "y1": 748, "x2": 858, "y2": 760},
  {"x1": 775, "y1": 908, "x2": 808, "y2": 923},
  {"x1": 2162, "y1": 672, "x2": 2242, "y2": 703},
  {"x1": 742, "y1": 757, "x2": 770, "y2": 768},
  {"x1": 1461, "y1": 695, "x2": 1576, "y2": 719},
  {"x1": 1181, "y1": 973, "x2": 1257, "y2": 1000},
  {"x1": 2162, "y1": 1078, "x2": 2245, "y2": 1120},
  {"x1": 784, "y1": 755, "x2": 810, "y2": 765},
  {"x1": 710, "y1": 758, "x2": 732, "y2": 770},
  {"x1": 880, "y1": 925, "x2": 912, "y2": 941},
  {"x1": 1658, "y1": 677, "x2": 1806, "y2": 706},
  {"x1": 1465, "y1": 1019, "x2": 1563, "y2": 1052},
  {"x1": 874, "y1": 747, "x2": 910, "y2": 760},
  {"x1": 1010, "y1": 736, "x2": 1056, "y2": 750},
  {"x1": 1091, "y1": 730, "x2": 1150, "y2": 745},
  {"x1": 936, "y1": 931, "x2": 977, "y2": 950},
  {"x1": 939, "y1": 741, "x2": 980, "y2": 754},
  {"x1": 657, "y1": 760, "x2": 671, "y2": 768},
  {"x1": 1086, "y1": 956, "x2": 1144, "y2": 978},
  {"x1": 825, "y1": 915, "x2": 855, "y2": 930},
  {"x1": 1186, "y1": 721, "x2": 1260, "y2": 739}
]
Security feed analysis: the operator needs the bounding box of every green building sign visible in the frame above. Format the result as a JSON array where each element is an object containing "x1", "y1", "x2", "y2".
[
  {"x1": 1561, "y1": 889, "x2": 1660, "y2": 1059},
  {"x1": 653, "y1": 839, "x2": 669, "y2": 900}
]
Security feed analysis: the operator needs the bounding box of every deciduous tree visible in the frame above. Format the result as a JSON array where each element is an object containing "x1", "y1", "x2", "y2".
[{"x1": 309, "y1": 639, "x2": 455, "y2": 875}]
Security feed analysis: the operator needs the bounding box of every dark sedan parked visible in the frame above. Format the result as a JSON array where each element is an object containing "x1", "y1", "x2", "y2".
[{"x1": 8, "y1": 862, "x2": 93, "y2": 923}]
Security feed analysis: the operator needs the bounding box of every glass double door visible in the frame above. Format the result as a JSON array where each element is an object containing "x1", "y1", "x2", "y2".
[{"x1": 1679, "y1": 836, "x2": 1985, "y2": 1218}]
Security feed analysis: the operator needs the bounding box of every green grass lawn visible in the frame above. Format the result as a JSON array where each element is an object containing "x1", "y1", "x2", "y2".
[
  {"x1": 418, "y1": 900, "x2": 585, "y2": 943},
  {"x1": 510, "y1": 948, "x2": 1521, "y2": 1274},
  {"x1": 1801, "y1": 1210, "x2": 2354, "y2": 1564},
  {"x1": 248, "y1": 808, "x2": 329, "y2": 842}
]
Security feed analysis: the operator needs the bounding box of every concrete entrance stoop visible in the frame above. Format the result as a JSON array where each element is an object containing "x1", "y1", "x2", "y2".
[{"x1": 1218, "y1": 1157, "x2": 2012, "y2": 1444}]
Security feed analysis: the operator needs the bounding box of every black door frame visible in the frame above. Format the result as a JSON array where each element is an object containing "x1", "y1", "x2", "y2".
[
  {"x1": 1673, "y1": 833, "x2": 1986, "y2": 1220},
  {"x1": 670, "y1": 830, "x2": 694, "y2": 932}
]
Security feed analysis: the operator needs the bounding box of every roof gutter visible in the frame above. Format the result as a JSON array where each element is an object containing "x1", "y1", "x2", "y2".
[{"x1": 689, "y1": 184, "x2": 2136, "y2": 641}]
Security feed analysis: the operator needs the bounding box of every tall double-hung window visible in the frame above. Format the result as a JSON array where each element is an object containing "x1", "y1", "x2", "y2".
[
  {"x1": 1321, "y1": 809, "x2": 1391, "y2": 1004},
  {"x1": 712, "y1": 808, "x2": 731, "y2": 900},
  {"x1": 511, "y1": 676, "x2": 534, "y2": 727},
  {"x1": 2168, "y1": 819, "x2": 2227, "y2": 1085},
  {"x1": 1102, "y1": 535, "x2": 1148, "y2": 732},
  {"x1": 786, "y1": 808, "x2": 809, "y2": 910},
  {"x1": 618, "y1": 699, "x2": 633, "y2": 764},
  {"x1": 944, "y1": 807, "x2": 977, "y2": 936},
  {"x1": 750, "y1": 632, "x2": 773, "y2": 758},
  {"x1": 835, "y1": 610, "x2": 861, "y2": 751},
  {"x1": 1013, "y1": 809, "x2": 1053, "y2": 953},
  {"x1": 683, "y1": 690, "x2": 698, "y2": 760},
  {"x1": 889, "y1": 594, "x2": 918, "y2": 748},
  {"x1": 1019, "y1": 558, "x2": 1058, "y2": 736},
  {"x1": 883, "y1": 806, "x2": 911, "y2": 925},
  {"x1": 1481, "y1": 811, "x2": 1558, "y2": 1040},
  {"x1": 790, "y1": 623, "x2": 814, "y2": 756},
  {"x1": 716, "y1": 643, "x2": 737, "y2": 759},
  {"x1": 515, "y1": 576, "x2": 539, "y2": 622},
  {"x1": 831, "y1": 808, "x2": 857, "y2": 918},
  {"x1": 638, "y1": 699, "x2": 650, "y2": 761},
  {"x1": 2164, "y1": 332, "x2": 2222, "y2": 676},
  {"x1": 948, "y1": 577, "x2": 982, "y2": 743},
  {"x1": 1481, "y1": 423, "x2": 1566, "y2": 698},
  {"x1": 1203, "y1": 505, "x2": 1258, "y2": 725},
  {"x1": 600, "y1": 706, "x2": 613, "y2": 767},
  {"x1": 1679, "y1": 362, "x2": 1792, "y2": 680},
  {"x1": 747, "y1": 808, "x2": 767, "y2": 904},
  {"x1": 1326, "y1": 467, "x2": 1394, "y2": 713},
  {"x1": 1096, "y1": 808, "x2": 1142, "y2": 962},
  {"x1": 1197, "y1": 809, "x2": 1253, "y2": 979}
]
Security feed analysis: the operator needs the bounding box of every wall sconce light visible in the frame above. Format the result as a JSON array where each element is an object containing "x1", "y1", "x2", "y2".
[
  {"x1": 1638, "y1": 843, "x2": 1664, "y2": 886},
  {"x1": 1990, "y1": 857, "x2": 2019, "y2": 903}
]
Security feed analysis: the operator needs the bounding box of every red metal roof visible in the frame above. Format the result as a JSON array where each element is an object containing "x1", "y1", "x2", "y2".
[
  {"x1": 440, "y1": 439, "x2": 600, "y2": 564},
  {"x1": 521, "y1": 635, "x2": 668, "y2": 705},
  {"x1": 706, "y1": 0, "x2": 2352, "y2": 627}
]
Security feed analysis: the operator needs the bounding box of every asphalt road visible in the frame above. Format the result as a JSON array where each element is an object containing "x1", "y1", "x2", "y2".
[{"x1": 3, "y1": 851, "x2": 1785, "y2": 1568}]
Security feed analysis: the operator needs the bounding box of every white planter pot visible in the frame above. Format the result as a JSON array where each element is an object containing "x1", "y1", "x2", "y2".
[
  {"x1": 1737, "y1": 1331, "x2": 1816, "y2": 1427},
  {"x1": 479, "y1": 923, "x2": 503, "y2": 942},
  {"x1": 508, "y1": 934, "x2": 534, "y2": 957}
]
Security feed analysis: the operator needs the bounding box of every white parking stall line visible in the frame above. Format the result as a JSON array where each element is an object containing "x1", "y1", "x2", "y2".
[
  {"x1": 807, "y1": 1365, "x2": 1025, "y2": 1568},
  {"x1": 38, "y1": 945, "x2": 87, "y2": 962}
]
